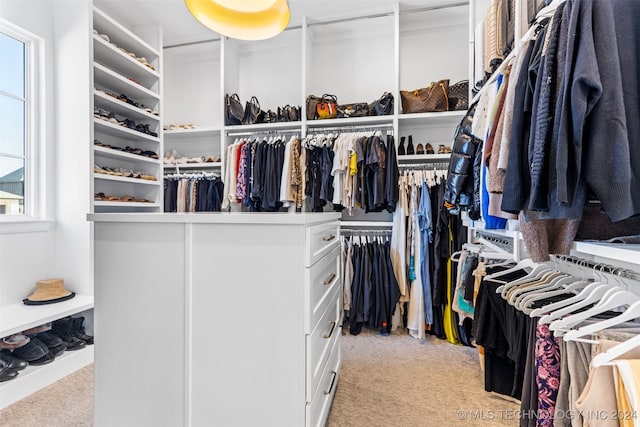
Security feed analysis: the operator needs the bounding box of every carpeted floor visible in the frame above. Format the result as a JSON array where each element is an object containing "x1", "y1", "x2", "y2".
[{"x1": 0, "y1": 329, "x2": 520, "y2": 427}]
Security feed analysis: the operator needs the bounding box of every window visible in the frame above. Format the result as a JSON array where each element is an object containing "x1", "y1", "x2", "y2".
[{"x1": 0, "y1": 19, "x2": 41, "y2": 219}]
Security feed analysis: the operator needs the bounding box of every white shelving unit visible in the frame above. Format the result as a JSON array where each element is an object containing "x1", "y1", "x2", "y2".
[
  {"x1": 0, "y1": 294, "x2": 95, "y2": 408},
  {"x1": 91, "y1": 5, "x2": 162, "y2": 213}
]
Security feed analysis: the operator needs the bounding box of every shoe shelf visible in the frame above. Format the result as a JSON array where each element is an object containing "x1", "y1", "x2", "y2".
[
  {"x1": 93, "y1": 6, "x2": 159, "y2": 64},
  {"x1": 94, "y1": 119, "x2": 160, "y2": 143},
  {"x1": 305, "y1": 115, "x2": 394, "y2": 129},
  {"x1": 397, "y1": 110, "x2": 466, "y2": 123},
  {"x1": 94, "y1": 146, "x2": 161, "y2": 165},
  {"x1": 0, "y1": 345, "x2": 94, "y2": 410},
  {"x1": 164, "y1": 127, "x2": 220, "y2": 139},
  {"x1": 164, "y1": 162, "x2": 222, "y2": 169},
  {"x1": 94, "y1": 201, "x2": 161, "y2": 208},
  {"x1": 94, "y1": 62, "x2": 159, "y2": 105},
  {"x1": 94, "y1": 173, "x2": 160, "y2": 186},
  {"x1": 0, "y1": 294, "x2": 94, "y2": 339},
  {"x1": 94, "y1": 91, "x2": 159, "y2": 123},
  {"x1": 93, "y1": 36, "x2": 159, "y2": 90}
]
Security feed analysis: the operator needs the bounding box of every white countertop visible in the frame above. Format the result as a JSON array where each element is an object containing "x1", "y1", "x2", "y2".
[{"x1": 88, "y1": 212, "x2": 342, "y2": 226}]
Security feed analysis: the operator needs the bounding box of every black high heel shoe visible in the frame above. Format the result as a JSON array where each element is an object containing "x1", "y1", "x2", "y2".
[{"x1": 398, "y1": 136, "x2": 406, "y2": 155}]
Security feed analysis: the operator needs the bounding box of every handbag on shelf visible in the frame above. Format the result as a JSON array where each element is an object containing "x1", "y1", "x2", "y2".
[
  {"x1": 307, "y1": 94, "x2": 338, "y2": 120},
  {"x1": 278, "y1": 105, "x2": 301, "y2": 122},
  {"x1": 448, "y1": 80, "x2": 469, "y2": 111},
  {"x1": 372, "y1": 92, "x2": 394, "y2": 116},
  {"x1": 225, "y1": 93, "x2": 244, "y2": 126},
  {"x1": 257, "y1": 109, "x2": 278, "y2": 124},
  {"x1": 316, "y1": 94, "x2": 338, "y2": 120},
  {"x1": 242, "y1": 96, "x2": 262, "y2": 125},
  {"x1": 337, "y1": 102, "x2": 369, "y2": 118},
  {"x1": 400, "y1": 79, "x2": 450, "y2": 114}
]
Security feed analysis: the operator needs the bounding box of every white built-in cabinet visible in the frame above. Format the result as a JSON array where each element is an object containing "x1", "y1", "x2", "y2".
[
  {"x1": 91, "y1": 6, "x2": 163, "y2": 212},
  {"x1": 90, "y1": 213, "x2": 342, "y2": 427}
]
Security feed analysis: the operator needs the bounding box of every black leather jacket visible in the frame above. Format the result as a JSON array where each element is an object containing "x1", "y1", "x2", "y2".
[{"x1": 443, "y1": 103, "x2": 482, "y2": 219}]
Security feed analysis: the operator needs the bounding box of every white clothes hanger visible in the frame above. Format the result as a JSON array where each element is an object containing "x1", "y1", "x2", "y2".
[
  {"x1": 520, "y1": 279, "x2": 591, "y2": 316},
  {"x1": 505, "y1": 271, "x2": 566, "y2": 305},
  {"x1": 497, "y1": 262, "x2": 555, "y2": 296},
  {"x1": 563, "y1": 298, "x2": 640, "y2": 342},
  {"x1": 591, "y1": 333, "x2": 640, "y2": 368},
  {"x1": 538, "y1": 283, "x2": 615, "y2": 324},
  {"x1": 483, "y1": 258, "x2": 540, "y2": 285},
  {"x1": 510, "y1": 273, "x2": 574, "y2": 308},
  {"x1": 549, "y1": 288, "x2": 640, "y2": 335}
]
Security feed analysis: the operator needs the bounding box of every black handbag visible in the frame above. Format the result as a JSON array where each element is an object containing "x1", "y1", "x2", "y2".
[
  {"x1": 257, "y1": 109, "x2": 278, "y2": 124},
  {"x1": 373, "y1": 92, "x2": 394, "y2": 116},
  {"x1": 242, "y1": 96, "x2": 262, "y2": 125},
  {"x1": 225, "y1": 93, "x2": 244, "y2": 126}
]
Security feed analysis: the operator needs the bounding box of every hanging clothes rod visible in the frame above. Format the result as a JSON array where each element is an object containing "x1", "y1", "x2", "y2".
[
  {"x1": 398, "y1": 161, "x2": 450, "y2": 170},
  {"x1": 307, "y1": 123, "x2": 393, "y2": 133},
  {"x1": 550, "y1": 254, "x2": 640, "y2": 281},
  {"x1": 341, "y1": 221, "x2": 393, "y2": 229},
  {"x1": 226, "y1": 129, "x2": 300, "y2": 137}
]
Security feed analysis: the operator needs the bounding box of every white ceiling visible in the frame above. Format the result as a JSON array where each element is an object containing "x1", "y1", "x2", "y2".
[{"x1": 94, "y1": 0, "x2": 466, "y2": 47}]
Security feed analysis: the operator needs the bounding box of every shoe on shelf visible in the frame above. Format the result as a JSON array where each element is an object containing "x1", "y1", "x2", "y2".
[
  {"x1": 406, "y1": 135, "x2": 415, "y2": 155},
  {"x1": 0, "y1": 350, "x2": 28, "y2": 371},
  {"x1": 0, "y1": 334, "x2": 30, "y2": 350},
  {"x1": 438, "y1": 144, "x2": 452, "y2": 154},
  {"x1": 12, "y1": 338, "x2": 48, "y2": 362},
  {"x1": 398, "y1": 136, "x2": 406, "y2": 156},
  {"x1": 0, "y1": 370, "x2": 19, "y2": 382},
  {"x1": 416, "y1": 144, "x2": 425, "y2": 155},
  {"x1": 426, "y1": 143, "x2": 435, "y2": 154},
  {"x1": 51, "y1": 318, "x2": 87, "y2": 351},
  {"x1": 71, "y1": 317, "x2": 94, "y2": 345}
]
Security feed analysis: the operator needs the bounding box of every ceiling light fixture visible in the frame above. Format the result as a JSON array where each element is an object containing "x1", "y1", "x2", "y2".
[{"x1": 185, "y1": 0, "x2": 290, "y2": 41}]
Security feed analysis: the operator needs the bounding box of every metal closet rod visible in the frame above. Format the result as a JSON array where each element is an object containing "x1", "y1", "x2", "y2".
[
  {"x1": 164, "y1": 1, "x2": 468, "y2": 49},
  {"x1": 226, "y1": 129, "x2": 300, "y2": 137},
  {"x1": 307, "y1": 123, "x2": 393, "y2": 132}
]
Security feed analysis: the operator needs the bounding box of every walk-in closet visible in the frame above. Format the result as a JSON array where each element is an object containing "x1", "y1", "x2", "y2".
[{"x1": 1, "y1": 0, "x2": 640, "y2": 426}]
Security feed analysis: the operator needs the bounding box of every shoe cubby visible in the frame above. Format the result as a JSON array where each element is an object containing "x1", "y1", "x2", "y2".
[{"x1": 91, "y1": 5, "x2": 163, "y2": 213}]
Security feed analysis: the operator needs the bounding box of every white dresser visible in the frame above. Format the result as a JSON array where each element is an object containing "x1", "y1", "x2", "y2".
[{"x1": 89, "y1": 212, "x2": 342, "y2": 427}]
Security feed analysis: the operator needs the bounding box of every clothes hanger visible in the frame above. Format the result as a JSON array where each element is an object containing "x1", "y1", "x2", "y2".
[
  {"x1": 505, "y1": 269, "x2": 567, "y2": 305},
  {"x1": 562, "y1": 297, "x2": 640, "y2": 343},
  {"x1": 494, "y1": 260, "x2": 554, "y2": 295},
  {"x1": 548, "y1": 287, "x2": 640, "y2": 335},
  {"x1": 511, "y1": 272, "x2": 575, "y2": 308},
  {"x1": 591, "y1": 333, "x2": 640, "y2": 368},
  {"x1": 483, "y1": 258, "x2": 541, "y2": 285}
]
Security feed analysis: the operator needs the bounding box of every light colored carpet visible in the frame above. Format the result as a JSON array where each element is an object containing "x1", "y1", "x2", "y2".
[
  {"x1": 0, "y1": 330, "x2": 520, "y2": 426},
  {"x1": 0, "y1": 365, "x2": 93, "y2": 427}
]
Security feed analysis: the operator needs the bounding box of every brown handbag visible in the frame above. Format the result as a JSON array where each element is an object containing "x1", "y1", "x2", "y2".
[{"x1": 400, "y1": 80, "x2": 450, "y2": 114}]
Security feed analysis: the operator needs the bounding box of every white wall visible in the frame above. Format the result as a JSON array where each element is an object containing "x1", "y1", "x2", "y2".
[{"x1": 0, "y1": 1, "x2": 58, "y2": 306}]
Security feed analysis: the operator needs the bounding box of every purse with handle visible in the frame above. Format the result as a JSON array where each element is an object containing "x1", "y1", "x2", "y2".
[
  {"x1": 400, "y1": 79, "x2": 450, "y2": 113},
  {"x1": 242, "y1": 96, "x2": 262, "y2": 125},
  {"x1": 316, "y1": 94, "x2": 338, "y2": 119},
  {"x1": 225, "y1": 93, "x2": 244, "y2": 125}
]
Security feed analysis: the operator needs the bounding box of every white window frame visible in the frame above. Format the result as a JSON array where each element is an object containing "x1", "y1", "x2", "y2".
[{"x1": 0, "y1": 18, "x2": 50, "y2": 233}]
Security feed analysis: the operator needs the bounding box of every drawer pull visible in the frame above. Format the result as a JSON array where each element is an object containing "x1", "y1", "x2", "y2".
[
  {"x1": 322, "y1": 233, "x2": 336, "y2": 242},
  {"x1": 323, "y1": 320, "x2": 337, "y2": 339},
  {"x1": 322, "y1": 273, "x2": 336, "y2": 285},
  {"x1": 324, "y1": 371, "x2": 337, "y2": 395}
]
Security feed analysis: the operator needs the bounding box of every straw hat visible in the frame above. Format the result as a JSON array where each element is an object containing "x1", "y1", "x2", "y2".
[{"x1": 23, "y1": 278, "x2": 75, "y2": 306}]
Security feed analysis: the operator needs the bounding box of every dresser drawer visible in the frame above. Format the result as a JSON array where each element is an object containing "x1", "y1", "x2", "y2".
[
  {"x1": 305, "y1": 221, "x2": 340, "y2": 267},
  {"x1": 304, "y1": 246, "x2": 340, "y2": 334},
  {"x1": 306, "y1": 290, "x2": 340, "y2": 401},
  {"x1": 306, "y1": 333, "x2": 341, "y2": 427}
]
